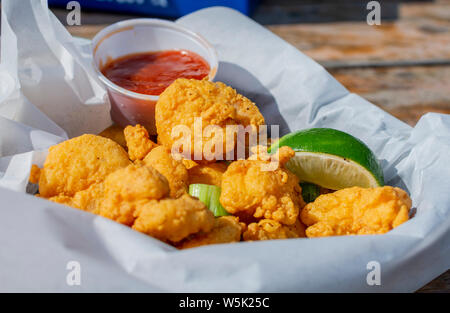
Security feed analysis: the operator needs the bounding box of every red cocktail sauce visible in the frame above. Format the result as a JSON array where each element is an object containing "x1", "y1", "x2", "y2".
[{"x1": 101, "y1": 50, "x2": 210, "y2": 96}]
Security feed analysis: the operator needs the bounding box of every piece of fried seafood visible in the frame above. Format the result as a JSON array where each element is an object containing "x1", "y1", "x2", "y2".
[
  {"x1": 29, "y1": 164, "x2": 41, "y2": 184},
  {"x1": 300, "y1": 186, "x2": 412, "y2": 237},
  {"x1": 132, "y1": 194, "x2": 215, "y2": 243},
  {"x1": 155, "y1": 78, "x2": 265, "y2": 163},
  {"x1": 124, "y1": 124, "x2": 157, "y2": 161},
  {"x1": 177, "y1": 216, "x2": 245, "y2": 249},
  {"x1": 220, "y1": 146, "x2": 305, "y2": 225},
  {"x1": 98, "y1": 124, "x2": 127, "y2": 148},
  {"x1": 50, "y1": 162, "x2": 170, "y2": 225},
  {"x1": 243, "y1": 218, "x2": 306, "y2": 241},
  {"x1": 37, "y1": 134, "x2": 131, "y2": 198},
  {"x1": 181, "y1": 158, "x2": 198, "y2": 170},
  {"x1": 97, "y1": 162, "x2": 170, "y2": 226},
  {"x1": 45, "y1": 160, "x2": 212, "y2": 243},
  {"x1": 48, "y1": 182, "x2": 104, "y2": 213},
  {"x1": 143, "y1": 145, "x2": 189, "y2": 198},
  {"x1": 187, "y1": 162, "x2": 229, "y2": 187}
]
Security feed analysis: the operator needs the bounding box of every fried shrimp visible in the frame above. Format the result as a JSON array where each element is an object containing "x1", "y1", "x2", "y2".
[
  {"x1": 220, "y1": 146, "x2": 305, "y2": 225},
  {"x1": 178, "y1": 216, "x2": 245, "y2": 249},
  {"x1": 143, "y1": 145, "x2": 189, "y2": 198},
  {"x1": 38, "y1": 134, "x2": 131, "y2": 198},
  {"x1": 97, "y1": 163, "x2": 170, "y2": 225},
  {"x1": 124, "y1": 124, "x2": 157, "y2": 161},
  {"x1": 243, "y1": 218, "x2": 305, "y2": 241},
  {"x1": 187, "y1": 162, "x2": 228, "y2": 186},
  {"x1": 300, "y1": 186, "x2": 411, "y2": 237},
  {"x1": 49, "y1": 182, "x2": 104, "y2": 213},
  {"x1": 132, "y1": 194, "x2": 215, "y2": 243},
  {"x1": 29, "y1": 164, "x2": 41, "y2": 184},
  {"x1": 155, "y1": 78, "x2": 265, "y2": 162}
]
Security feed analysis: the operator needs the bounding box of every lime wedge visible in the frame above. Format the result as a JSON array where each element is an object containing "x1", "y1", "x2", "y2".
[{"x1": 270, "y1": 128, "x2": 384, "y2": 190}]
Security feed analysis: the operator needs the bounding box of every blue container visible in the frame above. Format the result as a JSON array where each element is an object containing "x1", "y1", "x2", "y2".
[{"x1": 49, "y1": 0, "x2": 259, "y2": 17}]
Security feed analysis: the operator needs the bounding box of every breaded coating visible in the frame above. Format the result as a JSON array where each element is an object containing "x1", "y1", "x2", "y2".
[
  {"x1": 38, "y1": 134, "x2": 131, "y2": 197},
  {"x1": 29, "y1": 164, "x2": 41, "y2": 184},
  {"x1": 98, "y1": 125, "x2": 127, "y2": 148},
  {"x1": 49, "y1": 183, "x2": 104, "y2": 213},
  {"x1": 124, "y1": 124, "x2": 157, "y2": 161},
  {"x1": 98, "y1": 163, "x2": 170, "y2": 225},
  {"x1": 132, "y1": 194, "x2": 215, "y2": 242},
  {"x1": 47, "y1": 162, "x2": 170, "y2": 225},
  {"x1": 143, "y1": 145, "x2": 188, "y2": 198},
  {"x1": 249, "y1": 145, "x2": 295, "y2": 165},
  {"x1": 182, "y1": 159, "x2": 198, "y2": 170},
  {"x1": 233, "y1": 210, "x2": 260, "y2": 225},
  {"x1": 300, "y1": 186, "x2": 412, "y2": 237},
  {"x1": 155, "y1": 78, "x2": 265, "y2": 162},
  {"x1": 178, "y1": 216, "x2": 245, "y2": 249},
  {"x1": 243, "y1": 219, "x2": 306, "y2": 241},
  {"x1": 220, "y1": 146, "x2": 305, "y2": 225},
  {"x1": 48, "y1": 195, "x2": 75, "y2": 207},
  {"x1": 188, "y1": 162, "x2": 228, "y2": 186}
]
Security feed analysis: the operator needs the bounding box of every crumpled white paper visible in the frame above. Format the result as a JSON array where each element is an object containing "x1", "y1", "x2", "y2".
[{"x1": 0, "y1": 1, "x2": 449, "y2": 292}]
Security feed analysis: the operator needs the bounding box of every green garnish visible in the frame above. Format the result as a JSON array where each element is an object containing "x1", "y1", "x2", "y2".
[
  {"x1": 300, "y1": 182, "x2": 321, "y2": 203},
  {"x1": 189, "y1": 184, "x2": 229, "y2": 217}
]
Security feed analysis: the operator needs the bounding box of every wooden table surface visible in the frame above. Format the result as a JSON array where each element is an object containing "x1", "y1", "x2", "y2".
[{"x1": 57, "y1": 0, "x2": 449, "y2": 292}]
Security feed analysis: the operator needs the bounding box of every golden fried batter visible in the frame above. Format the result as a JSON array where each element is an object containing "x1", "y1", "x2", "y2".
[
  {"x1": 132, "y1": 194, "x2": 215, "y2": 243},
  {"x1": 98, "y1": 163, "x2": 170, "y2": 225},
  {"x1": 48, "y1": 195, "x2": 75, "y2": 207},
  {"x1": 178, "y1": 216, "x2": 245, "y2": 249},
  {"x1": 300, "y1": 186, "x2": 412, "y2": 237},
  {"x1": 188, "y1": 162, "x2": 228, "y2": 186},
  {"x1": 243, "y1": 219, "x2": 306, "y2": 241},
  {"x1": 143, "y1": 145, "x2": 188, "y2": 198},
  {"x1": 98, "y1": 125, "x2": 127, "y2": 148},
  {"x1": 220, "y1": 146, "x2": 305, "y2": 225},
  {"x1": 182, "y1": 159, "x2": 198, "y2": 170},
  {"x1": 47, "y1": 162, "x2": 170, "y2": 226},
  {"x1": 155, "y1": 78, "x2": 265, "y2": 162},
  {"x1": 29, "y1": 164, "x2": 41, "y2": 184},
  {"x1": 38, "y1": 134, "x2": 131, "y2": 198},
  {"x1": 124, "y1": 124, "x2": 157, "y2": 161},
  {"x1": 233, "y1": 210, "x2": 260, "y2": 225},
  {"x1": 49, "y1": 183, "x2": 104, "y2": 213}
]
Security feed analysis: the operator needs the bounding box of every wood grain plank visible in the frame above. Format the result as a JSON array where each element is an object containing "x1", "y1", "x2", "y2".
[
  {"x1": 329, "y1": 65, "x2": 450, "y2": 126},
  {"x1": 67, "y1": 24, "x2": 104, "y2": 39},
  {"x1": 253, "y1": 1, "x2": 399, "y2": 24},
  {"x1": 417, "y1": 270, "x2": 450, "y2": 293},
  {"x1": 267, "y1": 0, "x2": 450, "y2": 65}
]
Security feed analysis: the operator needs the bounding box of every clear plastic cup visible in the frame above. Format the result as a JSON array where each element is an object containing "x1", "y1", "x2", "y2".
[{"x1": 92, "y1": 19, "x2": 218, "y2": 135}]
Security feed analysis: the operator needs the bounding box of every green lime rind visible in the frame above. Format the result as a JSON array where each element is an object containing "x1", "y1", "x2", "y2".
[
  {"x1": 270, "y1": 128, "x2": 384, "y2": 186},
  {"x1": 188, "y1": 184, "x2": 229, "y2": 217},
  {"x1": 300, "y1": 182, "x2": 320, "y2": 203}
]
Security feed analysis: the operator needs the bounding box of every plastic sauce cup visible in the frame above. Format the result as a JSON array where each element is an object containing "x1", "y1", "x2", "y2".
[{"x1": 92, "y1": 19, "x2": 218, "y2": 135}]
